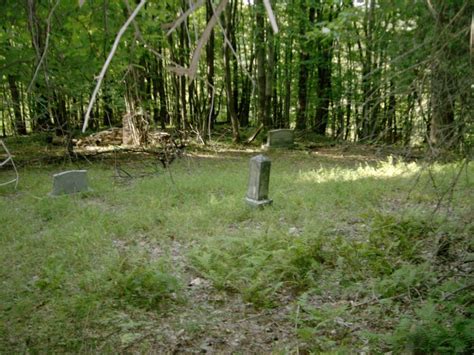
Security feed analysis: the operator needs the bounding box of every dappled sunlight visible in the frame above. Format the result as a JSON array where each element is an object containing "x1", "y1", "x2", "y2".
[{"x1": 297, "y1": 157, "x2": 421, "y2": 183}]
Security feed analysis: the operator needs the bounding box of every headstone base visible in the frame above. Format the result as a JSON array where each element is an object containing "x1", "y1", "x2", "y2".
[
  {"x1": 261, "y1": 143, "x2": 294, "y2": 150},
  {"x1": 245, "y1": 197, "x2": 273, "y2": 208}
]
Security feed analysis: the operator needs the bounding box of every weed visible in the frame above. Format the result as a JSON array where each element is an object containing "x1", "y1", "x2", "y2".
[
  {"x1": 108, "y1": 256, "x2": 182, "y2": 309},
  {"x1": 389, "y1": 300, "x2": 474, "y2": 353}
]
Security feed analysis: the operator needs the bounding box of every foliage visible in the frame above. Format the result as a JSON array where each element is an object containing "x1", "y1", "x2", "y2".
[
  {"x1": 1, "y1": 1, "x2": 471, "y2": 153},
  {"x1": 389, "y1": 300, "x2": 474, "y2": 354}
]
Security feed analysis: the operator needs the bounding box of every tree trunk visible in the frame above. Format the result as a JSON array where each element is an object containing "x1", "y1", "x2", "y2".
[
  {"x1": 314, "y1": 41, "x2": 332, "y2": 135},
  {"x1": 255, "y1": 0, "x2": 266, "y2": 127},
  {"x1": 205, "y1": 0, "x2": 216, "y2": 134},
  {"x1": 264, "y1": 25, "x2": 274, "y2": 128},
  {"x1": 224, "y1": 2, "x2": 240, "y2": 143},
  {"x1": 7, "y1": 75, "x2": 27, "y2": 135},
  {"x1": 430, "y1": 62, "x2": 455, "y2": 147},
  {"x1": 296, "y1": 4, "x2": 315, "y2": 130},
  {"x1": 283, "y1": 35, "x2": 293, "y2": 128}
]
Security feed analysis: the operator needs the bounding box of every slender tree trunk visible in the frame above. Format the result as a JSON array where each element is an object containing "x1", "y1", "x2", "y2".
[
  {"x1": 283, "y1": 35, "x2": 293, "y2": 128},
  {"x1": 430, "y1": 62, "x2": 455, "y2": 147},
  {"x1": 156, "y1": 47, "x2": 168, "y2": 129},
  {"x1": 255, "y1": 0, "x2": 267, "y2": 127},
  {"x1": 205, "y1": 0, "x2": 215, "y2": 134},
  {"x1": 296, "y1": 4, "x2": 315, "y2": 130},
  {"x1": 239, "y1": 53, "x2": 253, "y2": 128},
  {"x1": 223, "y1": 2, "x2": 240, "y2": 143},
  {"x1": 168, "y1": 36, "x2": 181, "y2": 128},
  {"x1": 386, "y1": 80, "x2": 396, "y2": 143},
  {"x1": 264, "y1": 25, "x2": 274, "y2": 127},
  {"x1": 7, "y1": 75, "x2": 27, "y2": 135},
  {"x1": 314, "y1": 41, "x2": 332, "y2": 135},
  {"x1": 427, "y1": 1, "x2": 466, "y2": 149},
  {"x1": 179, "y1": 26, "x2": 188, "y2": 130},
  {"x1": 313, "y1": 4, "x2": 333, "y2": 136}
]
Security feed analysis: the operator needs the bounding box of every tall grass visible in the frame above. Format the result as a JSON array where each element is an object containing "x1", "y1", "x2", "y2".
[{"x1": 1, "y1": 148, "x2": 472, "y2": 352}]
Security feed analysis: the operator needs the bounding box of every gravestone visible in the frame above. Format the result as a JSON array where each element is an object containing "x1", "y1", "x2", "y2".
[
  {"x1": 245, "y1": 155, "x2": 272, "y2": 207},
  {"x1": 51, "y1": 170, "x2": 89, "y2": 196},
  {"x1": 264, "y1": 129, "x2": 294, "y2": 149}
]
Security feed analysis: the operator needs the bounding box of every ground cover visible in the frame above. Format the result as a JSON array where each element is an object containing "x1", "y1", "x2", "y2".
[{"x1": 0, "y1": 139, "x2": 472, "y2": 353}]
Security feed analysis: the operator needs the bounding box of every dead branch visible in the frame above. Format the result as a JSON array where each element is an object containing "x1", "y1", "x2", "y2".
[
  {"x1": 168, "y1": 0, "x2": 229, "y2": 81},
  {"x1": 246, "y1": 123, "x2": 264, "y2": 144},
  {"x1": 0, "y1": 140, "x2": 19, "y2": 189},
  {"x1": 263, "y1": 0, "x2": 278, "y2": 33},
  {"x1": 27, "y1": 0, "x2": 60, "y2": 93},
  {"x1": 165, "y1": 0, "x2": 204, "y2": 37},
  {"x1": 82, "y1": 0, "x2": 147, "y2": 133}
]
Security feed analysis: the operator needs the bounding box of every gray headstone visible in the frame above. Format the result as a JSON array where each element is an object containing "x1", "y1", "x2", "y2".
[
  {"x1": 245, "y1": 155, "x2": 272, "y2": 207},
  {"x1": 51, "y1": 170, "x2": 89, "y2": 196},
  {"x1": 264, "y1": 129, "x2": 294, "y2": 149}
]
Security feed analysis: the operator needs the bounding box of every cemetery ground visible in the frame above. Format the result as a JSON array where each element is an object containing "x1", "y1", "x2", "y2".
[{"x1": 0, "y1": 135, "x2": 473, "y2": 353}]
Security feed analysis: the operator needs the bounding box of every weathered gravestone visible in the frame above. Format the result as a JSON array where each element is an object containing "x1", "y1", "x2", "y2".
[
  {"x1": 245, "y1": 155, "x2": 272, "y2": 207},
  {"x1": 264, "y1": 129, "x2": 294, "y2": 149},
  {"x1": 51, "y1": 170, "x2": 89, "y2": 196}
]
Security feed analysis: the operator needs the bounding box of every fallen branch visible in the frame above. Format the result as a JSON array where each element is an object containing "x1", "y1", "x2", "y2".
[{"x1": 246, "y1": 123, "x2": 264, "y2": 144}]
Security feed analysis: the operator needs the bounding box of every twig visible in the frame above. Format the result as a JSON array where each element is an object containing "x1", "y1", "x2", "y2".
[
  {"x1": 430, "y1": 159, "x2": 468, "y2": 217},
  {"x1": 351, "y1": 293, "x2": 407, "y2": 308},
  {"x1": 82, "y1": 0, "x2": 147, "y2": 132},
  {"x1": 441, "y1": 283, "x2": 474, "y2": 301},
  {"x1": 0, "y1": 140, "x2": 19, "y2": 189}
]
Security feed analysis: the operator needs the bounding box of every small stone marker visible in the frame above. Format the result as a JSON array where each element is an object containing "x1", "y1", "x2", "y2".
[
  {"x1": 51, "y1": 170, "x2": 89, "y2": 196},
  {"x1": 264, "y1": 129, "x2": 294, "y2": 149},
  {"x1": 245, "y1": 155, "x2": 272, "y2": 207}
]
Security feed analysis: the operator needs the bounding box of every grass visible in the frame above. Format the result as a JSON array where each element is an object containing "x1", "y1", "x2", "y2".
[{"x1": 0, "y1": 139, "x2": 473, "y2": 352}]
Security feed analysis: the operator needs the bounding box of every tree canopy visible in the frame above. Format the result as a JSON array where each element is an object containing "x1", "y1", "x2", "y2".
[{"x1": 1, "y1": 0, "x2": 472, "y2": 152}]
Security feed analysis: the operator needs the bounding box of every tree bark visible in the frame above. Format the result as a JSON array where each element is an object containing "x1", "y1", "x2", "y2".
[
  {"x1": 205, "y1": 0, "x2": 216, "y2": 134},
  {"x1": 7, "y1": 75, "x2": 27, "y2": 135},
  {"x1": 255, "y1": 0, "x2": 267, "y2": 127},
  {"x1": 264, "y1": 24, "x2": 274, "y2": 128},
  {"x1": 296, "y1": 4, "x2": 315, "y2": 130},
  {"x1": 224, "y1": 2, "x2": 240, "y2": 143}
]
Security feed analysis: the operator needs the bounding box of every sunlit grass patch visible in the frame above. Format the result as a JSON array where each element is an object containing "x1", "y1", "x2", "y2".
[{"x1": 297, "y1": 156, "x2": 421, "y2": 183}]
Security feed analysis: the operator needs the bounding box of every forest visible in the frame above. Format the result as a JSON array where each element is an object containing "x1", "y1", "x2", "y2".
[
  {"x1": 1, "y1": 0, "x2": 473, "y2": 353},
  {"x1": 1, "y1": 0, "x2": 472, "y2": 151}
]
